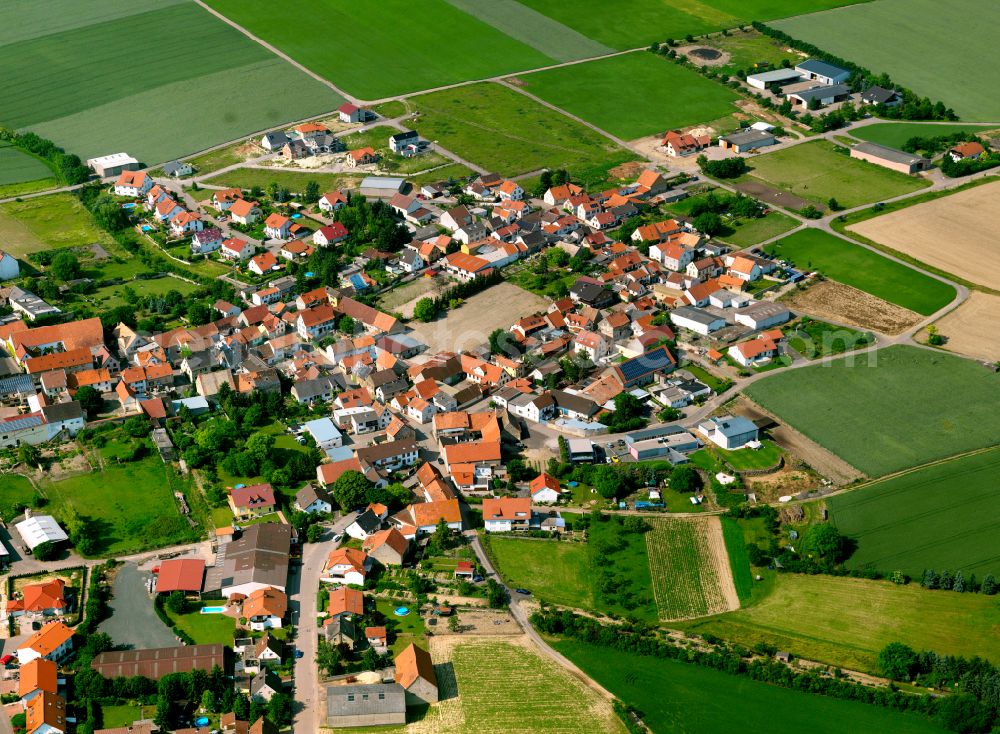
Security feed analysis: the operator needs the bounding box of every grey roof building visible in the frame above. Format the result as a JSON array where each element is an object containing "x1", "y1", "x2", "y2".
[
  {"x1": 719, "y1": 129, "x2": 777, "y2": 153},
  {"x1": 204, "y1": 523, "x2": 291, "y2": 597},
  {"x1": 851, "y1": 142, "x2": 930, "y2": 174},
  {"x1": 326, "y1": 683, "x2": 406, "y2": 729}
]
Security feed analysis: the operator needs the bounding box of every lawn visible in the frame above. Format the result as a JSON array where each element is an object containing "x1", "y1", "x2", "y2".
[
  {"x1": 517, "y1": 0, "x2": 864, "y2": 50},
  {"x1": 774, "y1": 0, "x2": 1000, "y2": 121},
  {"x1": 84, "y1": 276, "x2": 200, "y2": 310},
  {"x1": 645, "y1": 516, "x2": 737, "y2": 619},
  {"x1": 708, "y1": 29, "x2": 804, "y2": 76},
  {"x1": 718, "y1": 210, "x2": 798, "y2": 246},
  {"x1": 374, "y1": 598, "x2": 426, "y2": 656},
  {"x1": 406, "y1": 83, "x2": 639, "y2": 181},
  {"x1": 763, "y1": 229, "x2": 954, "y2": 315},
  {"x1": 784, "y1": 317, "x2": 874, "y2": 358},
  {"x1": 0, "y1": 475, "x2": 37, "y2": 522},
  {"x1": 448, "y1": 640, "x2": 624, "y2": 733},
  {"x1": 488, "y1": 537, "x2": 593, "y2": 609},
  {"x1": 203, "y1": 168, "x2": 361, "y2": 195},
  {"x1": 42, "y1": 455, "x2": 200, "y2": 556},
  {"x1": 0, "y1": 193, "x2": 113, "y2": 258},
  {"x1": 713, "y1": 440, "x2": 783, "y2": 471},
  {"x1": 553, "y1": 639, "x2": 946, "y2": 734},
  {"x1": 183, "y1": 140, "x2": 261, "y2": 176},
  {"x1": 852, "y1": 123, "x2": 1000, "y2": 151},
  {"x1": 100, "y1": 705, "x2": 147, "y2": 728},
  {"x1": 681, "y1": 573, "x2": 1000, "y2": 672},
  {"x1": 744, "y1": 140, "x2": 930, "y2": 209},
  {"x1": 520, "y1": 51, "x2": 740, "y2": 140},
  {"x1": 1, "y1": 0, "x2": 341, "y2": 164},
  {"x1": 829, "y1": 447, "x2": 1000, "y2": 579},
  {"x1": 744, "y1": 345, "x2": 1000, "y2": 477},
  {"x1": 166, "y1": 602, "x2": 236, "y2": 646},
  {"x1": 680, "y1": 362, "x2": 731, "y2": 393},
  {"x1": 487, "y1": 518, "x2": 656, "y2": 621},
  {"x1": 205, "y1": 0, "x2": 555, "y2": 99}
]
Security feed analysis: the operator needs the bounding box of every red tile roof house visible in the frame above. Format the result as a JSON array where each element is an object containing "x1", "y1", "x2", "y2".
[
  {"x1": 454, "y1": 561, "x2": 474, "y2": 579},
  {"x1": 318, "y1": 190, "x2": 348, "y2": 212},
  {"x1": 249, "y1": 251, "x2": 279, "y2": 276},
  {"x1": 728, "y1": 334, "x2": 780, "y2": 367},
  {"x1": 482, "y1": 497, "x2": 535, "y2": 533},
  {"x1": 228, "y1": 483, "x2": 277, "y2": 520},
  {"x1": 264, "y1": 213, "x2": 293, "y2": 240},
  {"x1": 661, "y1": 130, "x2": 711, "y2": 157},
  {"x1": 7, "y1": 579, "x2": 67, "y2": 618},
  {"x1": 322, "y1": 547, "x2": 373, "y2": 587},
  {"x1": 529, "y1": 473, "x2": 562, "y2": 504},
  {"x1": 313, "y1": 222, "x2": 349, "y2": 247}
]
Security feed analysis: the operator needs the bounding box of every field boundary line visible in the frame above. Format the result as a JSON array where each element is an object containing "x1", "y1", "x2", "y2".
[{"x1": 191, "y1": 0, "x2": 356, "y2": 102}]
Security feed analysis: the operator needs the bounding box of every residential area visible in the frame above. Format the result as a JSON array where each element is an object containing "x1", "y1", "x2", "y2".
[{"x1": 2, "y1": 2, "x2": 999, "y2": 734}]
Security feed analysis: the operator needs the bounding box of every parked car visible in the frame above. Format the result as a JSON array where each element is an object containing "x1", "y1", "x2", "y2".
[{"x1": 514, "y1": 588, "x2": 531, "y2": 596}]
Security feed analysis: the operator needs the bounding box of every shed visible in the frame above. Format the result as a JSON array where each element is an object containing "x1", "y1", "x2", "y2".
[{"x1": 850, "y1": 142, "x2": 930, "y2": 175}]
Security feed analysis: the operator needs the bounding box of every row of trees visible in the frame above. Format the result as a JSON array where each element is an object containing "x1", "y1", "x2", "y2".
[
  {"x1": 921, "y1": 568, "x2": 997, "y2": 595},
  {"x1": 0, "y1": 128, "x2": 90, "y2": 184},
  {"x1": 532, "y1": 609, "x2": 976, "y2": 733}
]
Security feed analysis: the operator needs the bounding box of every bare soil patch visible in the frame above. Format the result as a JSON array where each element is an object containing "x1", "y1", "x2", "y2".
[
  {"x1": 928, "y1": 291, "x2": 1000, "y2": 361},
  {"x1": 746, "y1": 466, "x2": 821, "y2": 502},
  {"x1": 704, "y1": 516, "x2": 741, "y2": 613},
  {"x1": 849, "y1": 181, "x2": 1000, "y2": 289},
  {"x1": 407, "y1": 282, "x2": 550, "y2": 354},
  {"x1": 608, "y1": 160, "x2": 644, "y2": 179},
  {"x1": 781, "y1": 279, "x2": 922, "y2": 335},
  {"x1": 730, "y1": 395, "x2": 865, "y2": 485},
  {"x1": 733, "y1": 179, "x2": 813, "y2": 211}
]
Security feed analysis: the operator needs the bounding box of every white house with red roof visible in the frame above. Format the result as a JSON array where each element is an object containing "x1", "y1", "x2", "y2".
[
  {"x1": 264, "y1": 213, "x2": 292, "y2": 240},
  {"x1": 229, "y1": 199, "x2": 262, "y2": 226},
  {"x1": 249, "y1": 251, "x2": 279, "y2": 276},
  {"x1": 529, "y1": 473, "x2": 561, "y2": 504},
  {"x1": 114, "y1": 170, "x2": 152, "y2": 197},
  {"x1": 228, "y1": 483, "x2": 276, "y2": 520},
  {"x1": 338, "y1": 103, "x2": 373, "y2": 124},
  {"x1": 728, "y1": 332, "x2": 780, "y2": 367},
  {"x1": 313, "y1": 222, "x2": 349, "y2": 246},
  {"x1": 319, "y1": 191, "x2": 348, "y2": 213},
  {"x1": 221, "y1": 238, "x2": 254, "y2": 261},
  {"x1": 170, "y1": 211, "x2": 203, "y2": 236}
]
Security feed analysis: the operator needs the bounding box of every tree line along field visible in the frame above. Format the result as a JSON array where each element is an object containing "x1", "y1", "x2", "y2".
[
  {"x1": 645, "y1": 516, "x2": 739, "y2": 620},
  {"x1": 204, "y1": 0, "x2": 557, "y2": 100},
  {"x1": 764, "y1": 230, "x2": 954, "y2": 316},
  {"x1": 774, "y1": 0, "x2": 1000, "y2": 121},
  {"x1": 681, "y1": 573, "x2": 1000, "y2": 673},
  {"x1": 553, "y1": 639, "x2": 945, "y2": 734},
  {"x1": 519, "y1": 51, "x2": 740, "y2": 140},
  {"x1": 829, "y1": 447, "x2": 1000, "y2": 579},
  {"x1": 745, "y1": 345, "x2": 1000, "y2": 477},
  {"x1": 516, "y1": 0, "x2": 867, "y2": 51},
  {"x1": 405, "y1": 83, "x2": 640, "y2": 182},
  {"x1": 0, "y1": 0, "x2": 340, "y2": 164},
  {"x1": 851, "y1": 122, "x2": 1000, "y2": 150},
  {"x1": 744, "y1": 140, "x2": 930, "y2": 210}
]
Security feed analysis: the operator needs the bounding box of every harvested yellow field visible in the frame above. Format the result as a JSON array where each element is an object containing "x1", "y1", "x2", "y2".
[
  {"x1": 849, "y1": 181, "x2": 1000, "y2": 289},
  {"x1": 929, "y1": 291, "x2": 1000, "y2": 361}
]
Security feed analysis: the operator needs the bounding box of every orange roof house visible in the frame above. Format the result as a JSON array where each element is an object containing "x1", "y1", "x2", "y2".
[
  {"x1": 327, "y1": 587, "x2": 364, "y2": 618},
  {"x1": 243, "y1": 587, "x2": 287, "y2": 621},
  {"x1": 18, "y1": 658, "x2": 58, "y2": 699},
  {"x1": 17, "y1": 621, "x2": 73, "y2": 663},
  {"x1": 8, "y1": 579, "x2": 66, "y2": 615},
  {"x1": 26, "y1": 691, "x2": 66, "y2": 734},
  {"x1": 529, "y1": 473, "x2": 561, "y2": 500},
  {"x1": 394, "y1": 643, "x2": 438, "y2": 702},
  {"x1": 155, "y1": 559, "x2": 205, "y2": 594}
]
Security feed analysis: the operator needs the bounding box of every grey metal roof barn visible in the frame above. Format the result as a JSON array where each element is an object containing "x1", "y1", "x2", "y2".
[
  {"x1": 326, "y1": 683, "x2": 406, "y2": 728},
  {"x1": 851, "y1": 142, "x2": 929, "y2": 166}
]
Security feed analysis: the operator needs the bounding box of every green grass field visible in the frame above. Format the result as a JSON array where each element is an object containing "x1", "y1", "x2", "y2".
[
  {"x1": 488, "y1": 519, "x2": 655, "y2": 620},
  {"x1": 744, "y1": 345, "x2": 1000, "y2": 477},
  {"x1": 0, "y1": 193, "x2": 114, "y2": 258},
  {"x1": 775, "y1": 0, "x2": 1000, "y2": 121},
  {"x1": 829, "y1": 447, "x2": 1000, "y2": 578},
  {"x1": 487, "y1": 537, "x2": 594, "y2": 609},
  {"x1": 520, "y1": 51, "x2": 740, "y2": 140},
  {"x1": 407, "y1": 83, "x2": 639, "y2": 180},
  {"x1": 518, "y1": 0, "x2": 863, "y2": 50},
  {"x1": 764, "y1": 230, "x2": 954, "y2": 315},
  {"x1": 718, "y1": 211, "x2": 798, "y2": 246},
  {"x1": 0, "y1": 475, "x2": 37, "y2": 522},
  {"x1": 785, "y1": 317, "x2": 873, "y2": 358},
  {"x1": 0, "y1": 142, "x2": 56, "y2": 196},
  {"x1": 43, "y1": 455, "x2": 199, "y2": 556},
  {"x1": 100, "y1": 705, "x2": 148, "y2": 729},
  {"x1": 183, "y1": 141, "x2": 258, "y2": 176},
  {"x1": 374, "y1": 598, "x2": 427, "y2": 656},
  {"x1": 407, "y1": 164, "x2": 476, "y2": 186},
  {"x1": 166, "y1": 602, "x2": 236, "y2": 646},
  {"x1": 851, "y1": 123, "x2": 1000, "y2": 150},
  {"x1": 203, "y1": 168, "x2": 361, "y2": 195},
  {"x1": 448, "y1": 640, "x2": 625, "y2": 733},
  {"x1": 554, "y1": 639, "x2": 945, "y2": 734},
  {"x1": 712, "y1": 440, "x2": 783, "y2": 470},
  {"x1": 708, "y1": 29, "x2": 804, "y2": 75},
  {"x1": 720, "y1": 518, "x2": 753, "y2": 604},
  {"x1": 645, "y1": 517, "x2": 735, "y2": 619},
  {"x1": 1, "y1": 0, "x2": 340, "y2": 163},
  {"x1": 745, "y1": 140, "x2": 930, "y2": 209},
  {"x1": 682, "y1": 573, "x2": 1000, "y2": 672},
  {"x1": 205, "y1": 0, "x2": 555, "y2": 99}
]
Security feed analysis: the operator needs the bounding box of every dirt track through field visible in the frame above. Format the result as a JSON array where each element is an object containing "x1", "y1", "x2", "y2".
[
  {"x1": 704, "y1": 516, "x2": 741, "y2": 614},
  {"x1": 781, "y1": 279, "x2": 922, "y2": 335},
  {"x1": 930, "y1": 291, "x2": 1000, "y2": 361},
  {"x1": 848, "y1": 181, "x2": 1000, "y2": 290}
]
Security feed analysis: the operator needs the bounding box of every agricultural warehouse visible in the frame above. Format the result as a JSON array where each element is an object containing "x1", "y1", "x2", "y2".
[{"x1": 850, "y1": 142, "x2": 931, "y2": 174}]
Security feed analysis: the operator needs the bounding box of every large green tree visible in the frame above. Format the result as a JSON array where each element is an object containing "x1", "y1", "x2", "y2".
[{"x1": 331, "y1": 470, "x2": 373, "y2": 511}]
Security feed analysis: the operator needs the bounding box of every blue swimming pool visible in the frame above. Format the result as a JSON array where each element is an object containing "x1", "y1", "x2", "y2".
[
  {"x1": 200, "y1": 606, "x2": 225, "y2": 614},
  {"x1": 122, "y1": 202, "x2": 137, "y2": 209},
  {"x1": 194, "y1": 718, "x2": 209, "y2": 727},
  {"x1": 394, "y1": 607, "x2": 410, "y2": 617},
  {"x1": 291, "y1": 213, "x2": 302, "y2": 219},
  {"x1": 140, "y1": 225, "x2": 153, "y2": 232}
]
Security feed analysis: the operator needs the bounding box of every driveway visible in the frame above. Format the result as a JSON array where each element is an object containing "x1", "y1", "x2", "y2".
[{"x1": 98, "y1": 563, "x2": 179, "y2": 649}]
